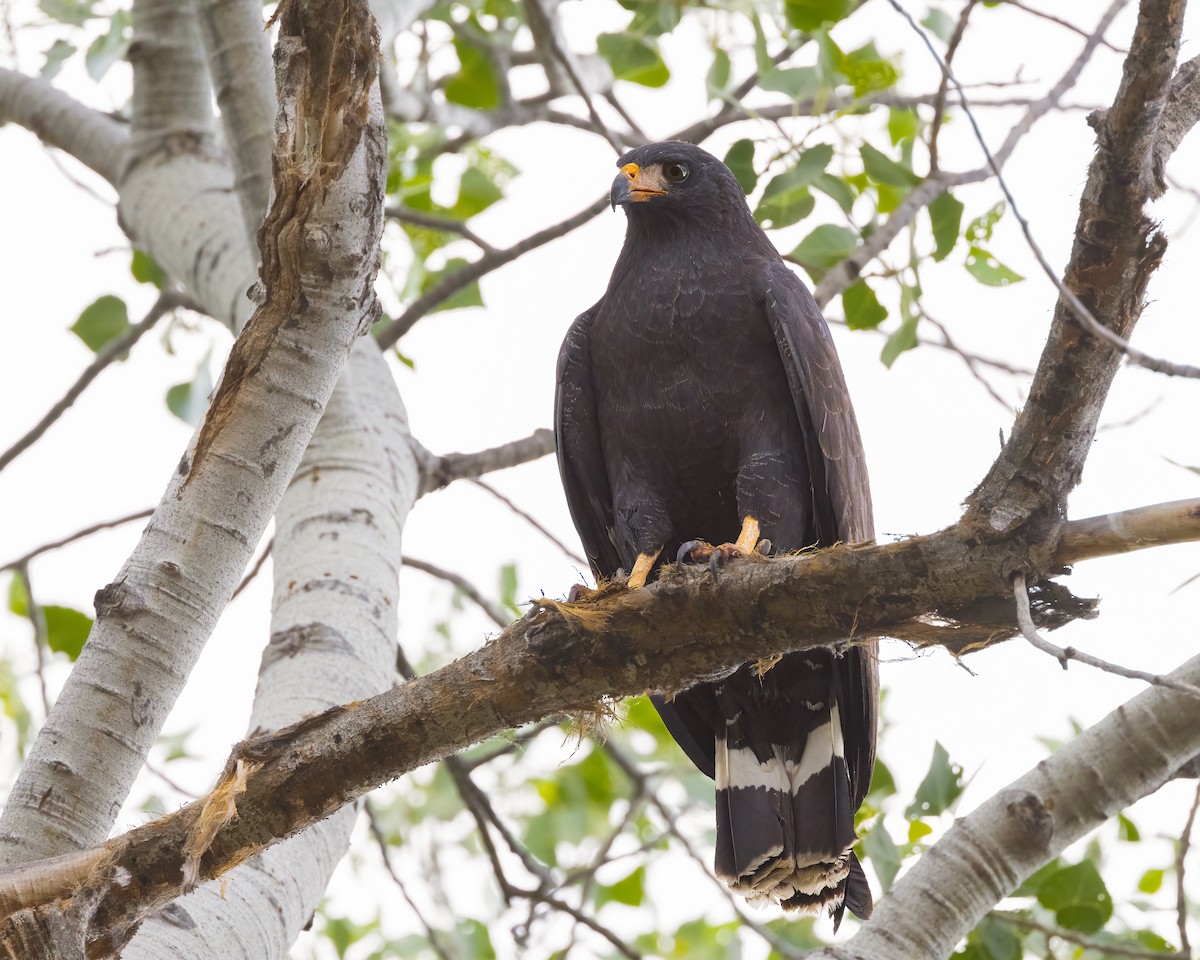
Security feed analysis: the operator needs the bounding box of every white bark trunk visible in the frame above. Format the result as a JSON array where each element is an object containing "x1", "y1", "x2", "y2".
[
  {"x1": 125, "y1": 338, "x2": 417, "y2": 958},
  {"x1": 0, "y1": 4, "x2": 388, "y2": 867}
]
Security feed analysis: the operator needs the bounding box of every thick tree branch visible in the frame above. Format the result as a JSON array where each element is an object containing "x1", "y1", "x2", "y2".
[
  {"x1": 2, "y1": 497, "x2": 1199, "y2": 950},
  {"x1": 416, "y1": 427, "x2": 556, "y2": 495},
  {"x1": 965, "y1": 0, "x2": 1188, "y2": 538},
  {"x1": 0, "y1": 68, "x2": 128, "y2": 184}
]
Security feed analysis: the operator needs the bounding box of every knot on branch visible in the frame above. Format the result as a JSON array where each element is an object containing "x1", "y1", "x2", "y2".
[{"x1": 1001, "y1": 788, "x2": 1055, "y2": 849}]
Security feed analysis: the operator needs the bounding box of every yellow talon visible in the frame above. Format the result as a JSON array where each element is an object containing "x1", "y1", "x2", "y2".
[{"x1": 627, "y1": 548, "x2": 662, "y2": 590}]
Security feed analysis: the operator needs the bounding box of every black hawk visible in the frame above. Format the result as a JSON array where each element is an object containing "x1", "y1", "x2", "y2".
[{"x1": 554, "y1": 141, "x2": 877, "y2": 923}]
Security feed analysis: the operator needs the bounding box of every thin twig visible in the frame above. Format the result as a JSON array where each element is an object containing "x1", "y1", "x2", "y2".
[
  {"x1": 0, "y1": 508, "x2": 153, "y2": 572},
  {"x1": 999, "y1": 0, "x2": 1127, "y2": 52},
  {"x1": 1177, "y1": 783, "x2": 1199, "y2": 957},
  {"x1": 889, "y1": 0, "x2": 1200, "y2": 380},
  {"x1": 376, "y1": 198, "x2": 609, "y2": 348},
  {"x1": 992, "y1": 910, "x2": 1183, "y2": 960},
  {"x1": 0, "y1": 292, "x2": 186, "y2": 474},
  {"x1": 385, "y1": 205, "x2": 497, "y2": 254},
  {"x1": 364, "y1": 800, "x2": 457, "y2": 960},
  {"x1": 468, "y1": 479, "x2": 587, "y2": 566},
  {"x1": 231, "y1": 536, "x2": 273, "y2": 601},
  {"x1": 15, "y1": 567, "x2": 51, "y2": 717},
  {"x1": 1014, "y1": 574, "x2": 1200, "y2": 699},
  {"x1": 456, "y1": 717, "x2": 561, "y2": 774},
  {"x1": 922, "y1": 313, "x2": 1014, "y2": 410},
  {"x1": 523, "y1": 0, "x2": 623, "y2": 154},
  {"x1": 928, "y1": 0, "x2": 978, "y2": 173},
  {"x1": 402, "y1": 556, "x2": 510, "y2": 627}
]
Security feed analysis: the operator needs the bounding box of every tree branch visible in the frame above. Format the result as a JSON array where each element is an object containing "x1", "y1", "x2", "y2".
[
  {"x1": 0, "y1": 292, "x2": 186, "y2": 475},
  {"x1": 417, "y1": 427, "x2": 556, "y2": 495},
  {"x1": 0, "y1": 67, "x2": 128, "y2": 184},
  {"x1": 3, "y1": 496, "x2": 1200, "y2": 948}
]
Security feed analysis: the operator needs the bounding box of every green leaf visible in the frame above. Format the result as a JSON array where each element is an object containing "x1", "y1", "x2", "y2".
[
  {"x1": 595, "y1": 865, "x2": 645, "y2": 908},
  {"x1": 965, "y1": 201, "x2": 1005, "y2": 242},
  {"x1": 928, "y1": 191, "x2": 963, "y2": 261},
  {"x1": 166, "y1": 358, "x2": 213, "y2": 426},
  {"x1": 499, "y1": 563, "x2": 519, "y2": 616},
  {"x1": 707, "y1": 47, "x2": 731, "y2": 96},
  {"x1": 131, "y1": 249, "x2": 166, "y2": 288},
  {"x1": 861, "y1": 143, "x2": 922, "y2": 187},
  {"x1": 444, "y1": 39, "x2": 501, "y2": 110},
  {"x1": 754, "y1": 144, "x2": 833, "y2": 228},
  {"x1": 622, "y1": 0, "x2": 681, "y2": 36},
  {"x1": 452, "y1": 167, "x2": 503, "y2": 220},
  {"x1": 907, "y1": 819, "x2": 933, "y2": 842},
  {"x1": 888, "y1": 107, "x2": 918, "y2": 145},
  {"x1": 839, "y1": 43, "x2": 899, "y2": 97},
  {"x1": 1012, "y1": 858, "x2": 1062, "y2": 897},
  {"x1": 862, "y1": 820, "x2": 901, "y2": 890},
  {"x1": 881, "y1": 313, "x2": 918, "y2": 367},
  {"x1": 867, "y1": 756, "x2": 896, "y2": 800},
  {"x1": 922, "y1": 7, "x2": 957, "y2": 43},
  {"x1": 8, "y1": 573, "x2": 29, "y2": 617},
  {"x1": 39, "y1": 0, "x2": 95, "y2": 26},
  {"x1": 843, "y1": 280, "x2": 887, "y2": 331},
  {"x1": 1037, "y1": 860, "x2": 1113, "y2": 934},
  {"x1": 969, "y1": 915, "x2": 1021, "y2": 960},
  {"x1": 597, "y1": 33, "x2": 669, "y2": 87},
  {"x1": 759, "y1": 65, "x2": 822, "y2": 99},
  {"x1": 812, "y1": 172, "x2": 855, "y2": 214},
  {"x1": 85, "y1": 12, "x2": 129, "y2": 81},
  {"x1": 41, "y1": 40, "x2": 75, "y2": 80},
  {"x1": 905, "y1": 741, "x2": 964, "y2": 817},
  {"x1": 0, "y1": 660, "x2": 32, "y2": 757},
  {"x1": 43, "y1": 606, "x2": 92, "y2": 661},
  {"x1": 965, "y1": 246, "x2": 1023, "y2": 287},
  {"x1": 723, "y1": 139, "x2": 757, "y2": 194},
  {"x1": 1117, "y1": 812, "x2": 1140, "y2": 841},
  {"x1": 791, "y1": 224, "x2": 858, "y2": 279},
  {"x1": 1137, "y1": 868, "x2": 1164, "y2": 894},
  {"x1": 71, "y1": 295, "x2": 129, "y2": 352},
  {"x1": 784, "y1": 0, "x2": 854, "y2": 31},
  {"x1": 421, "y1": 258, "x2": 485, "y2": 313},
  {"x1": 454, "y1": 919, "x2": 495, "y2": 960}
]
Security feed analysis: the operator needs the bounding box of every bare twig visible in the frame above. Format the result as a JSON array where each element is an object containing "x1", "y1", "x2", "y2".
[
  {"x1": 999, "y1": 0, "x2": 1127, "y2": 52},
  {"x1": 385, "y1": 205, "x2": 497, "y2": 254},
  {"x1": 928, "y1": 0, "x2": 978, "y2": 173},
  {"x1": 364, "y1": 800, "x2": 456, "y2": 960},
  {"x1": 418, "y1": 428, "x2": 556, "y2": 495},
  {"x1": 14, "y1": 566, "x2": 51, "y2": 717},
  {"x1": 231, "y1": 536, "x2": 273, "y2": 601},
  {"x1": 469, "y1": 479, "x2": 587, "y2": 566},
  {"x1": 1178, "y1": 783, "x2": 1199, "y2": 957},
  {"x1": 0, "y1": 292, "x2": 186, "y2": 474},
  {"x1": 402, "y1": 556, "x2": 510, "y2": 628},
  {"x1": 376, "y1": 198, "x2": 609, "y2": 348},
  {"x1": 890, "y1": 0, "x2": 1200, "y2": 379},
  {"x1": 456, "y1": 718, "x2": 561, "y2": 773},
  {"x1": 0, "y1": 508, "x2": 153, "y2": 572},
  {"x1": 992, "y1": 910, "x2": 1183, "y2": 959},
  {"x1": 1014, "y1": 574, "x2": 1200, "y2": 699}
]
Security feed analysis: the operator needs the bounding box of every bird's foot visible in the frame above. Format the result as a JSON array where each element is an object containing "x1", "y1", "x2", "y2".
[
  {"x1": 567, "y1": 582, "x2": 595, "y2": 603},
  {"x1": 677, "y1": 520, "x2": 772, "y2": 581}
]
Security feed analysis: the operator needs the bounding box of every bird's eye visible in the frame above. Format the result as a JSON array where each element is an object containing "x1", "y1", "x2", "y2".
[{"x1": 663, "y1": 161, "x2": 689, "y2": 183}]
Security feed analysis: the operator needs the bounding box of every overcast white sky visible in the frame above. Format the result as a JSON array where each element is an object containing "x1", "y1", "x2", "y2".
[{"x1": 2, "y1": 0, "x2": 1200, "y2": 954}]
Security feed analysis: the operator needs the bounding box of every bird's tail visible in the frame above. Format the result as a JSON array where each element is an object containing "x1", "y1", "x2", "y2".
[{"x1": 713, "y1": 678, "x2": 871, "y2": 927}]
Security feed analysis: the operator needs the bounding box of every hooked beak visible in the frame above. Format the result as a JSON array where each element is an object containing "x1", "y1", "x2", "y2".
[{"x1": 611, "y1": 162, "x2": 668, "y2": 210}]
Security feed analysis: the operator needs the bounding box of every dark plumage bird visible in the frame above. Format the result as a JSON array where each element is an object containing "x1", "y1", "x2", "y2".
[{"x1": 554, "y1": 141, "x2": 878, "y2": 924}]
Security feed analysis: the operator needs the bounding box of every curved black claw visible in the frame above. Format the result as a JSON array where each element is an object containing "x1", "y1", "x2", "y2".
[
  {"x1": 677, "y1": 539, "x2": 712, "y2": 565},
  {"x1": 567, "y1": 582, "x2": 592, "y2": 603},
  {"x1": 758, "y1": 538, "x2": 773, "y2": 556}
]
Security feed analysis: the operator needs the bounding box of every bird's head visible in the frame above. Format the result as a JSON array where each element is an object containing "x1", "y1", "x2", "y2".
[{"x1": 610, "y1": 141, "x2": 745, "y2": 223}]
